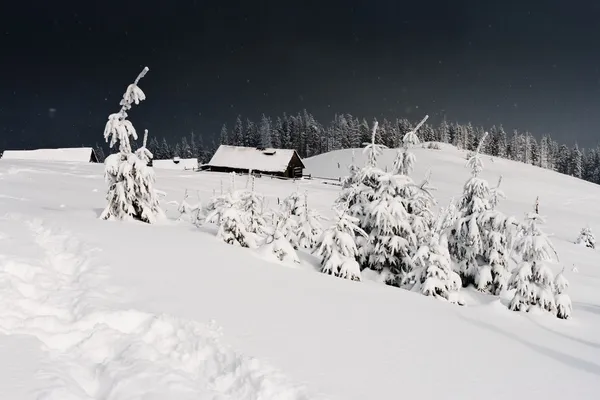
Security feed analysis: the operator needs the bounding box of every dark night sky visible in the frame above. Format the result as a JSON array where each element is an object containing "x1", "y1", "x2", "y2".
[{"x1": 2, "y1": 0, "x2": 600, "y2": 150}]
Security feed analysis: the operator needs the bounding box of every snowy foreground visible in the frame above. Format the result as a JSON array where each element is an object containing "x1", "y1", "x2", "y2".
[{"x1": 1, "y1": 144, "x2": 600, "y2": 399}]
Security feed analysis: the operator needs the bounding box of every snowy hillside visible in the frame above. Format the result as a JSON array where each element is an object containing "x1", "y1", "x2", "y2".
[{"x1": 1, "y1": 142, "x2": 600, "y2": 399}]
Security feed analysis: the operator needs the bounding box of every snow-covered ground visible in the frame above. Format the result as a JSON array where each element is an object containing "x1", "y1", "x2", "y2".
[{"x1": 1, "y1": 143, "x2": 599, "y2": 399}]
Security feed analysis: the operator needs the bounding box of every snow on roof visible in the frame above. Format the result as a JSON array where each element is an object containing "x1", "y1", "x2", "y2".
[
  {"x1": 208, "y1": 145, "x2": 303, "y2": 173},
  {"x1": 1, "y1": 148, "x2": 97, "y2": 163},
  {"x1": 152, "y1": 158, "x2": 198, "y2": 170}
]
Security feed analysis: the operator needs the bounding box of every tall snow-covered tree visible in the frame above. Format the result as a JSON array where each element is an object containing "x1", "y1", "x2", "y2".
[
  {"x1": 571, "y1": 143, "x2": 583, "y2": 178},
  {"x1": 232, "y1": 116, "x2": 244, "y2": 146},
  {"x1": 259, "y1": 114, "x2": 272, "y2": 148},
  {"x1": 556, "y1": 144, "x2": 570, "y2": 174},
  {"x1": 158, "y1": 138, "x2": 172, "y2": 159},
  {"x1": 539, "y1": 135, "x2": 550, "y2": 169},
  {"x1": 448, "y1": 132, "x2": 515, "y2": 294},
  {"x1": 100, "y1": 67, "x2": 163, "y2": 224},
  {"x1": 438, "y1": 119, "x2": 450, "y2": 143},
  {"x1": 180, "y1": 136, "x2": 193, "y2": 158},
  {"x1": 449, "y1": 133, "x2": 491, "y2": 285},
  {"x1": 508, "y1": 206, "x2": 560, "y2": 316},
  {"x1": 246, "y1": 118, "x2": 260, "y2": 147},
  {"x1": 219, "y1": 124, "x2": 229, "y2": 145},
  {"x1": 315, "y1": 209, "x2": 366, "y2": 281}
]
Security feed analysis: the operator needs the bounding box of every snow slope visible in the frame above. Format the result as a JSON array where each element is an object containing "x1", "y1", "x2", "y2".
[{"x1": 0, "y1": 143, "x2": 599, "y2": 399}]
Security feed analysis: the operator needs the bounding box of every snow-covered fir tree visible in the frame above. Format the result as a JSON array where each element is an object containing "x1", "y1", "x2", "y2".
[
  {"x1": 449, "y1": 132, "x2": 516, "y2": 293},
  {"x1": 315, "y1": 208, "x2": 366, "y2": 281},
  {"x1": 449, "y1": 135, "x2": 490, "y2": 279},
  {"x1": 100, "y1": 67, "x2": 163, "y2": 224},
  {"x1": 554, "y1": 269, "x2": 572, "y2": 319},
  {"x1": 477, "y1": 209, "x2": 517, "y2": 294},
  {"x1": 409, "y1": 203, "x2": 464, "y2": 304},
  {"x1": 394, "y1": 116, "x2": 436, "y2": 244},
  {"x1": 359, "y1": 172, "x2": 418, "y2": 285},
  {"x1": 575, "y1": 226, "x2": 596, "y2": 249},
  {"x1": 507, "y1": 205, "x2": 559, "y2": 316},
  {"x1": 261, "y1": 211, "x2": 300, "y2": 264},
  {"x1": 295, "y1": 191, "x2": 325, "y2": 250}
]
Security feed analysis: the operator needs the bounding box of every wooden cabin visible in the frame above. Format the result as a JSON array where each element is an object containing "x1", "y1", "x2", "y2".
[{"x1": 205, "y1": 145, "x2": 305, "y2": 178}]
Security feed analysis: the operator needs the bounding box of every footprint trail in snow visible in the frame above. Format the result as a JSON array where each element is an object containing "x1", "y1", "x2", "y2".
[{"x1": 0, "y1": 216, "x2": 324, "y2": 400}]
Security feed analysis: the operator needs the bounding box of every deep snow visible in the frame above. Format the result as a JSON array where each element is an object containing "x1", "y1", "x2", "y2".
[{"x1": 0, "y1": 143, "x2": 599, "y2": 399}]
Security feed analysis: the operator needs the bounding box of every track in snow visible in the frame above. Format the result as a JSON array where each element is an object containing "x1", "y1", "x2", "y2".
[{"x1": 0, "y1": 216, "x2": 322, "y2": 400}]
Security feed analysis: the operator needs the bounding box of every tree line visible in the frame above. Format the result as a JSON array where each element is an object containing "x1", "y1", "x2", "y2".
[{"x1": 94, "y1": 110, "x2": 596, "y2": 184}]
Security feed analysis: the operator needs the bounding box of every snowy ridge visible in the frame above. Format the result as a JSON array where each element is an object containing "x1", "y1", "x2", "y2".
[{"x1": 0, "y1": 216, "x2": 325, "y2": 400}]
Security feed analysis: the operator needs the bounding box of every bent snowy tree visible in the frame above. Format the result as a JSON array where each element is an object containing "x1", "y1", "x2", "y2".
[{"x1": 100, "y1": 67, "x2": 163, "y2": 223}]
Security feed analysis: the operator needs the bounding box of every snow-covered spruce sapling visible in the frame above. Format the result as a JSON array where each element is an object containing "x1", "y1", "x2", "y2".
[
  {"x1": 409, "y1": 203, "x2": 464, "y2": 304},
  {"x1": 554, "y1": 269, "x2": 572, "y2": 319},
  {"x1": 315, "y1": 209, "x2": 366, "y2": 281},
  {"x1": 362, "y1": 120, "x2": 387, "y2": 168},
  {"x1": 282, "y1": 188, "x2": 303, "y2": 217},
  {"x1": 261, "y1": 211, "x2": 300, "y2": 264},
  {"x1": 392, "y1": 115, "x2": 429, "y2": 176},
  {"x1": 575, "y1": 227, "x2": 596, "y2": 249},
  {"x1": 176, "y1": 189, "x2": 202, "y2": 224},
  {"x1": 239, "y1": 176, "x2": 268, "y2": 235},
  {"x1": 489, "y1": 175, "x2": 505, "y2": 210},
  {"x1": 507, "y1": 205, "x2": 559, "y2": 316},
  {"x1": 359, "y1": 172, "x2": 418, "y2": 285},
  {"x1": 101, "y1": 68, "x2": 164, "y2": 224},
  {"x1": 449, "y1": 131, "x2": 515, "y2": 293},
  {"x1": 477, "y1": 210, "x2": 517, "y2": 294},
  {"x1": 336, "y1": 119, "x2": 385, "y2": 219},
  {"x1": 205, "y1": 191, "x2": 255, "y2": 248},
  {"x1": 295, "y1": 191, "x2": 326, "y2": 250}
]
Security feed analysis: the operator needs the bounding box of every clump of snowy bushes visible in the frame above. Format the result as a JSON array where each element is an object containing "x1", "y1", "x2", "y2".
[{"x1": 190, "y1": 115, "x2": 575, "y2": 320}]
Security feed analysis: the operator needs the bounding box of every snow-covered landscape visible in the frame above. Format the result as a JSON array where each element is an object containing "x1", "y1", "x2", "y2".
[
  {"x1": 1, "y1": 133, "x2": 600, "y2": 398},
  {"x1": 4, "y1": 1, "x2": 600, "y2": 398}
]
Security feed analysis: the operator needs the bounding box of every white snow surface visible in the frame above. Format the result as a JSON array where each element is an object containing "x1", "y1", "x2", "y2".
[
  {"x1": 208, "y1": 145, "x2": 302, "y2": 173},
  {"x1": 0, "y1": 143, "x2": 599, "y2": 399},
  {"x1": 1, "y1": 148, "x2": 97, "y2": 163},
  {"x1": 153, "y1": 158, "x2": 198, "y2": 171}
]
